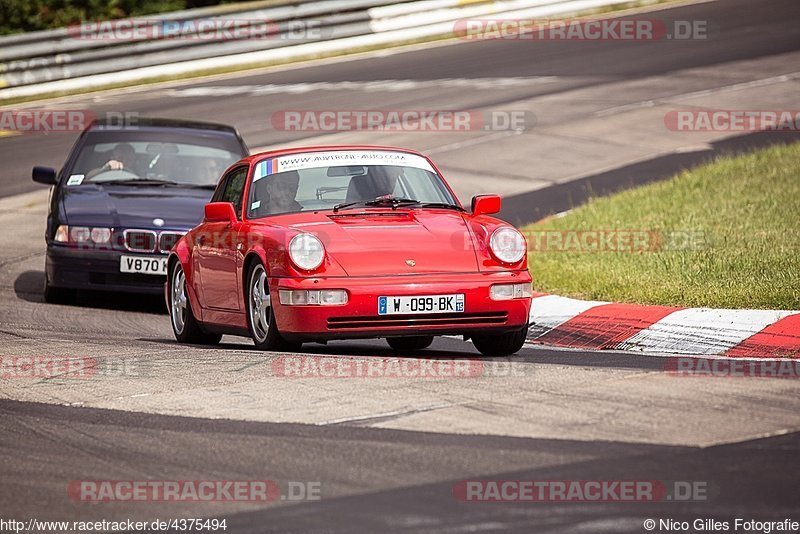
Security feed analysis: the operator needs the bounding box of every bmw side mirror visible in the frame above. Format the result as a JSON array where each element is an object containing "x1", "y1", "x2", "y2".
[
  {"x1": 204, "y1": 202, "x2": 237, "y2": 224},
  {"x1": 471, "y1": 194, "x2": 501, "y2": 216},
  {"x1": 32, "y1": 166, "x2": 57, "y2": 185}
]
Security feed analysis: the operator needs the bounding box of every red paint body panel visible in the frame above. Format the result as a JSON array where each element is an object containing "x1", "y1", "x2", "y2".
[
  {"x1": 272, "y1": 271, "x2": 531, "y2": 339},
  {"x1": 262, "y1": 210, "x2": 479, "y2": 276}
]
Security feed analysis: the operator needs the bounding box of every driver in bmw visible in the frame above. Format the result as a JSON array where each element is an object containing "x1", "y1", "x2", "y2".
[{"x1": 87, "y1": 143, "x2": 137, "y2": 178}]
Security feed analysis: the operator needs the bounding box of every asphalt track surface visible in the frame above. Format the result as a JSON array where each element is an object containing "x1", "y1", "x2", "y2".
[{"x1": 1, "y1": 0, "x2": 800, "y2": 532}]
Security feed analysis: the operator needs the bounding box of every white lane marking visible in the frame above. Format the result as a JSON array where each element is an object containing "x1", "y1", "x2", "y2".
[
  {"x1": 319, "y1": 401, "x2": 466, "y2": 425},
  {"x1": 113, "y1": 393, "x2": 153, "y2": 400},
  {"x1": 528, "y1": 295, "x2": 610, "y2": 338},
  {"x1": 165, "y1": 77, "x2": 559, "y2": 97},
  {"x1": 618, "y1": 308, "x2": 797, "y2": 355},
  {"x1": 696, "y1": 428, "x2": 794, "y2": 449},
  {"x1": 426, "y1": 130, "x2": 522, "y2": 155},
  {"x1": 596, "y1": 71, "x2": 800, "y2": 117}
]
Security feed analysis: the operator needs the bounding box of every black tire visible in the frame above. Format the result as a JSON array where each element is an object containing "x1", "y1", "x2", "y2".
[
  {"x1": 245, "y1": 261, "x2": 302, "y2": 352},
  {"x1": 386, "y1": 336, "x2": 435, "y2": 352},
  {"x1": 43, "y1": 274, "x2": 75, "y2": 304},
  {"x1": 168, "y1": 261, "x2": 221, "y2": 345},
  {"x1": 472, "y1": 326, "x2": 528, "y2": 356}
]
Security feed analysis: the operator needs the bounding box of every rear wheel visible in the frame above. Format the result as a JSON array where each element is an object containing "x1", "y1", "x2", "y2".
[
  {"x1": 169, "y1": 261, "x2": 221, "y2": 345},
  {"x1": 472, "y1": 326, "x2": 528, "y2": 356},
  {"x1": 246, "y1": 262, "x2": 302, "y2": 352},
  {"x1": 386, "y1": 336, "x2": 434, "y2": 352}
]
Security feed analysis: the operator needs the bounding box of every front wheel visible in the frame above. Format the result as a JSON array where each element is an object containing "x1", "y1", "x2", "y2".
[
  {"x1": 43, "y1": 275, "x2": 75, "y2": 305},
  {"x1": 472, "y1": 326, "x2": 528, "y2": 356},
  {"x1": 246, "y1": 262, "x2": 301, "y2": 352},
  {"x1": 169, "y1": 261, "x2": 221, "y2": 345},
  {"x1": 386, "y1": 336, "x2": 434, "y2": 352}
]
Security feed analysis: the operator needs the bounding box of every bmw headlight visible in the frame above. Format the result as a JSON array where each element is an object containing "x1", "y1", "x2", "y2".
[
  {"x1": 55, "y1": 225, "x2": 114, "y2": 246},
  {"x1": 489, "y1": 227, "x2": 527, "y2": 264},
  {"x1": 289, "y1": 233, "x2": 325, "y2": 271}
]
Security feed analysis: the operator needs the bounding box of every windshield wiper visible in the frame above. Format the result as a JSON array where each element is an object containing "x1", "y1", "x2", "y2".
[
  {"x1": 333, "y1": 197, "x2": 420, "y2": 213},
  {"x1": 92, "y1": 178, "x2": 216, "y2": 189},
  {"x1": 332, "y1": 197, "x2": 466, "y2": 213},
  {"x1": 92, "y1": 178, "x2": 178, "y2": 186},
  {"x1": 167, "y1": 182, "x2": 218, "y2": 189},
  {"x1": 416, "y1": 202, "x2": 465, "y2": 211}
]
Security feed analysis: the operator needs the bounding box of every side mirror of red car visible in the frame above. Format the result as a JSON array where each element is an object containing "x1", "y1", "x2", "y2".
[
  {"x1": 204, "y1": 202, "x2": 237, "y2": 224},
  {"x1": 471, "y1": 195, "x2": 501, "y2": 216}
]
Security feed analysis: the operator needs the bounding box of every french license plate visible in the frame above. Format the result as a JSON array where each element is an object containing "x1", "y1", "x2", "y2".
[
  {"x1": 120, "y1": 255, "x2": 168, "y2": 275},
  {"x1": 378, "y1": 294, "x2": 465, "y2": 315}
]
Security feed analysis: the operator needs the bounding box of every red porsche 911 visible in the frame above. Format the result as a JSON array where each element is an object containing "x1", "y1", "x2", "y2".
[{"x1": 166, "y1": 146, "x2": 532, "y2": 356}]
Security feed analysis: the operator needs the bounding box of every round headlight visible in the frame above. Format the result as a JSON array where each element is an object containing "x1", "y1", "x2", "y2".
[
  {"x1": 69, "y1": 226, "x2": 91, "y2": 243},
  {"x1": 90, "y1": 227, "x2": 111, "y2": 243},
  {"x1": 289, "y1": 233, "x2": 325, "y2": 271},
  {"x1": 489, "y1": 227, "x2": 526, "y2": 264}
]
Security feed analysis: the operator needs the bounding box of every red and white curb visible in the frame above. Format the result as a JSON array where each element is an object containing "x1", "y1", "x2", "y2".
[{"x1": 527, "y1": 295, "x2": 800, "y2": 358}]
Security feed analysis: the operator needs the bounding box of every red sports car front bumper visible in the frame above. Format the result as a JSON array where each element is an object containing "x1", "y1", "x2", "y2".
[{"x1": 271, "y1": 271, "x2": 532, "y2": 341}]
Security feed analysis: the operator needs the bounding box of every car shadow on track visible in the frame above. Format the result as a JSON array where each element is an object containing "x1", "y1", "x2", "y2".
[
  {"x1": 14, "y1": 270, "x2": 166, "y2": 314},
  {"x1": 138, "y1": 334, "x2": 674, "y2": 376},
  {"x1": 139, "y1": 335, "x2": 484, "y2": 360}
]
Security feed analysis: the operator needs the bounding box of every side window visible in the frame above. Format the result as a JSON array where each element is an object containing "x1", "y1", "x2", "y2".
[
  {"x1": 216, "y1": 166, "x2": 248, "y2": 218},
  {"x1": 210, "y1": 175, "x2": 229, "y2": 203}
]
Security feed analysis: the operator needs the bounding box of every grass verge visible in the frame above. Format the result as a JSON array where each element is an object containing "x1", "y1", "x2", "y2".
[{"x1": 523, "y1": 142, "x2": 800, "y2": 310}]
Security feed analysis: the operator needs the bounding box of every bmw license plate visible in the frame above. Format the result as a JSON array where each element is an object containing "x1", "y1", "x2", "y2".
[
  {"x1": 120, "y1": 255, "x2": 168, "y2": 275},
  {"x1": 378, "y1": 294, "x2": 464, "y2": 315}
]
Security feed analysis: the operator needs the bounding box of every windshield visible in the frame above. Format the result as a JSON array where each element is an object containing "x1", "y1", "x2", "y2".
[
  {"x1": 247, "y1": 150, "x2": 458, "y2": 217},
  {"x1": 70, "y1": 131, "x2": 244, "y2": 187}
]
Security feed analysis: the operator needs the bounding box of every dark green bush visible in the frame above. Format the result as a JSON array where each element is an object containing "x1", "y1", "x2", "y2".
[{"x1": 0, "y1": 0, "x2": 238, "y2": 34}]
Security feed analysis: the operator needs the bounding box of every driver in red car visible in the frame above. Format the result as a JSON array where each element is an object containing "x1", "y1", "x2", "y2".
[
  {"x1": 87, "y1": 143, "x2": 137, "y2": 178},
  {"x1": 265, "y1": 170, "x2": 303, "y2": 214},
  {"x1": 345, "y1": 165, "x2": 403, "y2": 202}
]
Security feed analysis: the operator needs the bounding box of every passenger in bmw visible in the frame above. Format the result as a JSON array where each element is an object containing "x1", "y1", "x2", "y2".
[{"x1": 198, "y1": 158, "x2": 221, "y2": 183}]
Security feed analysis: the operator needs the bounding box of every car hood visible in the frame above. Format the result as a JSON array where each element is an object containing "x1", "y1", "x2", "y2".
[
  {"x1": 279, "y1": 209, "x2": 479, "y2": 276},
  {"x1": 61, "y1": 184, "x2": 212, "y2": 230}
]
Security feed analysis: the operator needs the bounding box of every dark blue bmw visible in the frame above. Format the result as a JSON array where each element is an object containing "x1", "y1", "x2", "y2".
[{"x1": 32, "y1": 117, "x2": 248, "y2": 303}]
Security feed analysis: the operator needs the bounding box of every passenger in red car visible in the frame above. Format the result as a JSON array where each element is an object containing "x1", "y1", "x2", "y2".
[{"x1": 265, "y1": 170, "x2": 303, "y2": 214}]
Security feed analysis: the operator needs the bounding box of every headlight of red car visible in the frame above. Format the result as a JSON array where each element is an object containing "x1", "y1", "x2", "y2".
[
  {"x1": 289, "y1": 233, "x2": 325, "y2": 271},
  {"x1": 489, "y1": 227, "x2": 527, "y2": 264}
]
